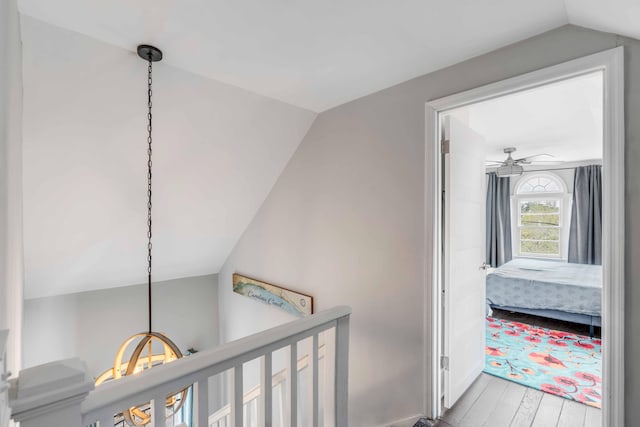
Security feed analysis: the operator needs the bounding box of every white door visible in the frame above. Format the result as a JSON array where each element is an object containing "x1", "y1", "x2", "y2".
[{"x1": 442, "y1": 115, "x2": 488, "y2": 408}]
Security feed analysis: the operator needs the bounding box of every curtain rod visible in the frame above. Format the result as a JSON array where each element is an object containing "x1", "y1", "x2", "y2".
[{"x1": 485, "y1": 165, "x2": 600, "y2": 175}]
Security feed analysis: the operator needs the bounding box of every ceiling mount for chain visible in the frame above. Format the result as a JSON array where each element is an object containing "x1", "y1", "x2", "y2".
[{"x1": 137, "y1": 45, "x2": 163, "y2": 62}]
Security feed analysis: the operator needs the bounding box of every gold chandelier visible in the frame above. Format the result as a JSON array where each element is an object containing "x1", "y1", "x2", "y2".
[{"x1": 95, "y1": 45, "x2": 186, "y2": 427}]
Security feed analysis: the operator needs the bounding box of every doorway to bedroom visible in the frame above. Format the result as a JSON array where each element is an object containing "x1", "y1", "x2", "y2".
[
  {"x1": 426, "y1": 48, "x2": 624, "y2": 427},
  {"x1": 443, "y1": 70, "x2": 604, "y2": 416}
]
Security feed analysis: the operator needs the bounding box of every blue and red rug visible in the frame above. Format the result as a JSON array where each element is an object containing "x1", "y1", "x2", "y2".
[{"x1": 484, "y1": 317, "x2": 602, "y2": 408}]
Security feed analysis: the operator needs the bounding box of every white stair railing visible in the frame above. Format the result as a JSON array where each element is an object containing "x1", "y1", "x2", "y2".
[
  {"x1": 8, "y1": 306, "x2": 351, "y2": 427},
  {"x1": 209, "y1": 345, "x2": 327, "y2": 427}
]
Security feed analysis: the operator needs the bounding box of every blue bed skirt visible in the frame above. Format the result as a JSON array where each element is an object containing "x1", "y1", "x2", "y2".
[{"x1": 488, "y1": 304, "x2": 601, "y2": 328}]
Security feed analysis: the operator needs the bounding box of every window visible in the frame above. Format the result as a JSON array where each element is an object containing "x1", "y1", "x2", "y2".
[
  {"x1": 514, "y1": 174, "x2": 567, "y2": 257},
  {"x1": 518, "y1": 176, "x2": 562, "y2": 193},
  {"x1": 518, "y1": 198, "x2": 561, "y2": 255}
]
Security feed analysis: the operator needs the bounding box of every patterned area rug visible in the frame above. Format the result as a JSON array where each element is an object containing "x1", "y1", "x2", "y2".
[{"x1": 484, "y1": 317, "x2": 602, "y2": 408}]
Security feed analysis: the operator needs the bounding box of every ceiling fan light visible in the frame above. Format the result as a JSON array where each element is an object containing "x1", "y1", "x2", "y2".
[{"x1": 496, "y1": 163, "x2": 523, "y2": 177}]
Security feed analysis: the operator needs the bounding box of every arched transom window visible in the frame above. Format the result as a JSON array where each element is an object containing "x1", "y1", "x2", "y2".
[
  {"x1": 514, "y1": 173, "x2": 567, "y2": 257},
  {"x1": 517, "y1": 175, "x2": 563, "y2": 193}
]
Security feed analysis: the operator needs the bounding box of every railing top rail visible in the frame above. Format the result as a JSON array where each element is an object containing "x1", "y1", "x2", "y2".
[{"x1": 81, "y1": 306, "x2": 351, "y2": 416}]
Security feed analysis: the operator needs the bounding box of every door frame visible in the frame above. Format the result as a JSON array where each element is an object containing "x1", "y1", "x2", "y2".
[{"x1": 424, "y1": 46, "x2": 625, "y2": 426}]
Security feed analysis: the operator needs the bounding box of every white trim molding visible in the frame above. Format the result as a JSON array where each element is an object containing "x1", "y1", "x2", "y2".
[{"x1": 424, "y1": 46, "x2": 625, "y2": 426}]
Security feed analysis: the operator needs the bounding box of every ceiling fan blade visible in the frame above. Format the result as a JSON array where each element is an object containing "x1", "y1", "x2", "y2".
[
  {"x1": 527, "y1": 160, "x2": 564, "y2": 165},
  {"x1": 485, "y1": 160, "x2": 504, "y2": 164},
  {"x1": 514, "y1": 153, "x2": 554, "y2": 162}
]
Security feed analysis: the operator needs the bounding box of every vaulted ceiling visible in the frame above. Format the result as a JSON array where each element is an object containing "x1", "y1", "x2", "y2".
[
  {"x1": 17, "y1": 0, "x2": 638, "y2": 298},
  {"x1": 20, "y1": 17, "x2": 316, "y2": 298}
]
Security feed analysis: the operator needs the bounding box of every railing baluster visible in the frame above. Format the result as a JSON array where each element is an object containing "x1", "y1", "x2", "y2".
[
  {"x1": 195, "y1": 378, "x2": 209, "y2": 427},
  {"x1": 312, "y1": 334, "x2": 319, "y2": 427},
  {"x1": 261, "y1": 352, "x2": 273, "y2": 427},
  {"x1": 288, "y1": 342, "x2": 298, "y2": 427},
  {"x1": 252, "y1": 398, "x2": 259, "y2": 427},
  {"x1": 277, "y1": 382, "x2": 285, "y2": 427},
  {"x1": 230, "y1": 364, "x2": 244, "y2": 427},
  {"x1": 335, "y1": 316, "x2": 350, "y2": 426},
  {"x1": 96, "y1": 413, "x2": 112, "y2": 427},
  {"x1": 151, "y1": 394, "x2": 167, "y2": 427},
  {"x1": 322, "y1": 329, "x2": 336, "y2": 427}
]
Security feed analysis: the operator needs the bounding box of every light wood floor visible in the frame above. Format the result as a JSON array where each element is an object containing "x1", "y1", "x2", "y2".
[{"x1": 435, "y1": 374, "x2": 601, "y2": 427}]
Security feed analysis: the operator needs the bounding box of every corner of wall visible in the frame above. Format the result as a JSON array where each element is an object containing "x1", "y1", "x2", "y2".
[{"x1": 1, "y1": 0, "x2": 25, "y2": 376}]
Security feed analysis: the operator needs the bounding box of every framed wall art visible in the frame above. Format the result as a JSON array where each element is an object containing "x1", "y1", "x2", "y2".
[{"x1": 232, "y1": 274, "x2": 313, "y2": 317}]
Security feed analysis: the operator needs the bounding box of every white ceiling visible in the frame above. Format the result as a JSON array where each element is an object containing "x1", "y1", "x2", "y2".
[
  {"x1": 17, "y1": 1, "x2": 636, "y2": 298},
  {"x1": 17, "y1": 0, "x2": 571, "y2": 112},
  {"x1": 18, "y1": 1, "x2": 640, "y2": 112},
  {"x1": 565, "y1": 0, "x2": 640, "y2": 41},
  {"x1": 450, "y1": 71, "x2": 603, "y2": 163},
  {"x1": 21, "y1": 17, "x2": 316, "y2": 299}
]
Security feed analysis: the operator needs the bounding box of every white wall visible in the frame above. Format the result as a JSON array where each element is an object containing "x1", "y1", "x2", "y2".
[
  {"x1": 23, "y1": 274, "x2": 219, "y2": 377},
  {"x1": 0, "y1": 0, "x2": 24, "y2": 376},
  {"x1": 20, "y1": 16, "x2": 317, "y2": 300},
  {"x1": 218, "y1": 59, "x2": 426, "y2": 427},
  {"x1": 218, "y1": 25, "x2": 640, "y2": 425}
]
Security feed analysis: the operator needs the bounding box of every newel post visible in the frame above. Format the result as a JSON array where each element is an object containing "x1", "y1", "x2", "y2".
[{"x1": 9, "y1": 358, "x2": 94, "y2": 427}]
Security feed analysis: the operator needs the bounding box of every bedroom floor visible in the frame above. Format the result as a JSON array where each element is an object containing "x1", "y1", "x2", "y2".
[
  {"x1": 435, "y1": 374, "x2": 602, "y2": 427},
  {"x1": 435, "y1": 311, "x2": 602, "y2": 426},
  {"x1": 435, "y1": 373, "x2": 601, "y2": 427}
]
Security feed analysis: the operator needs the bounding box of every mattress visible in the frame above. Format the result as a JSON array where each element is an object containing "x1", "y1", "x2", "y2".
[{"x1": 486, "y1": 258, "x2": 602, "y2": 317}]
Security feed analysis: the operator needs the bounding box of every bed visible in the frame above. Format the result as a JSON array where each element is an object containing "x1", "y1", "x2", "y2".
[{"x1": 486, "y1": 258, "x2": 602, "y2": 335}]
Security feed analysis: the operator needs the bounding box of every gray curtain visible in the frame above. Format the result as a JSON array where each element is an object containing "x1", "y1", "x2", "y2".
[
  {"x1": 486, "y1": 172, "x2": 512, "y2": 267},
  {"x1": 568, "y1": 165, "x2": 602, "y2": 265}
]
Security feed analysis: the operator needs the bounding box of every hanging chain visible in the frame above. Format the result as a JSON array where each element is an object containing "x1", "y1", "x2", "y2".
[{"x1": 147, "y1": 57, "x2": 153, "y2": 334}]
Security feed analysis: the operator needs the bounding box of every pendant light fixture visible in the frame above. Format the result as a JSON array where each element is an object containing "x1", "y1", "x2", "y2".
[{"x1": 95, "y1": 45, "x2": 186, "y2": 427}]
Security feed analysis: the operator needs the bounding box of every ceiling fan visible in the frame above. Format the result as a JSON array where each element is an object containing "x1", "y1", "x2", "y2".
[{"x1": 486, "y1": 147, "x2": 560, "y2": 177}]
